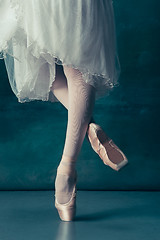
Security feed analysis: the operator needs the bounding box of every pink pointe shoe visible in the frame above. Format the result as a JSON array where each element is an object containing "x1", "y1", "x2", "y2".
[
  {"x1": 87, "y1": 123, "x2": 128, "y2": 171},
  {"x1": 54, "y1": 167, "x2": 77, "y2": 221}
]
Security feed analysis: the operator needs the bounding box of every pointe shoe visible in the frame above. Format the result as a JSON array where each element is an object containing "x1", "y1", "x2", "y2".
[
  {"x1": 54, "y1": 167, "x2": 77, "y2": 221},
  {"x1": 87, "y1": 123, "x2": 128, "y2": 171}
]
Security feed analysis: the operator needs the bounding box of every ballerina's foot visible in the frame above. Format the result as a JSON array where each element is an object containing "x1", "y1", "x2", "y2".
[
  {"x1": 87, "y1": 123, "x2": 129, "y2": 171},
  {"x1": 54, "y1": 158, "x2": 77, "y2": 221}
]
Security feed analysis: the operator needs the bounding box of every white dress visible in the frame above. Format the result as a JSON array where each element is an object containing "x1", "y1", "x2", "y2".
[{"x1": 0, "y1": 0, "x2": 121, "y2": 103}]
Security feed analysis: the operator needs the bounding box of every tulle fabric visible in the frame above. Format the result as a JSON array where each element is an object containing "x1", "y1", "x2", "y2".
[{"x1": 0, "y1": 0, "x2": 121, "y2": 103}]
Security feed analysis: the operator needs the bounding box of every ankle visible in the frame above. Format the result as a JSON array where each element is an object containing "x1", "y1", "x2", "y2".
[
  {"x1": 60, "y1": 155, "x2": 76, "y2": 166},
  {"x1": 57, "y1": 155, "x2": 76, "y2": 175}
]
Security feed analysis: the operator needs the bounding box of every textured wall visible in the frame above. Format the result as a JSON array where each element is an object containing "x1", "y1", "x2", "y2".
[{"x1": 0, "y1": 0, "x2": 159, "y2": 190}]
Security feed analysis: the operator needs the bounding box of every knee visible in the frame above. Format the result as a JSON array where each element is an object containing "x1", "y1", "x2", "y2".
[
  {"x1": 56, "y1": 63, "x2": 65, "y2": 78},
  {"x1": 63, "y1": 65, "x2": 82, "y2": 80},
  {"x1": 50, "y1": 64, "x2": 67, "y2": 91}
]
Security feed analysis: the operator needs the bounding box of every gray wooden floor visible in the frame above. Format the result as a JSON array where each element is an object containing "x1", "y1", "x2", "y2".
[{"x1": 0, "y1": 191, "x2": 159, "y2": 240}]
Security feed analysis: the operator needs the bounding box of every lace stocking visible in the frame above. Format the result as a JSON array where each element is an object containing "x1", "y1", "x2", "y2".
[{"x1": 50, "y1": 64, "x2": 95, "y2": 125}]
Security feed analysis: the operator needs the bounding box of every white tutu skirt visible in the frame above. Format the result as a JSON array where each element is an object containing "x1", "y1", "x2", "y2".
[{"x1": 0, "y1": 0, "x2": 121, "y2": 103}]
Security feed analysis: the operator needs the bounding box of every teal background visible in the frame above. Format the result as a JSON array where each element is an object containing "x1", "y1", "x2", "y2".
[{"x1": 0, "y1": 0, "x2": 159, "y2": 190}]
